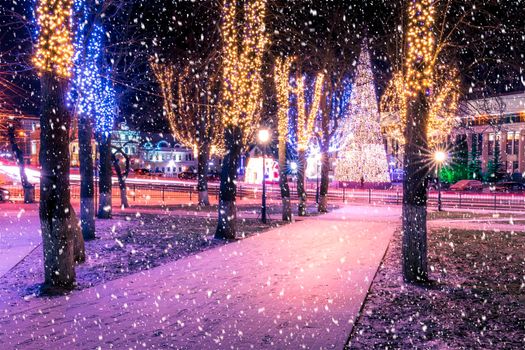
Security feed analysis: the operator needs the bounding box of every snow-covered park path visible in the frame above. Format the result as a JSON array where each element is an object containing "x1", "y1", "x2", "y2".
[
  {"x1": 0, "y1": 203, "x2": 40, "y2": 278},
  {"x1": 1, "y1": 205, "x2": 399, "y2": 349}
]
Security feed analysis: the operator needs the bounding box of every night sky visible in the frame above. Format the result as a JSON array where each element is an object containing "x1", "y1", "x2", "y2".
[{"x1": 0, "y1": 0, "x2": 524, "y2": 132}]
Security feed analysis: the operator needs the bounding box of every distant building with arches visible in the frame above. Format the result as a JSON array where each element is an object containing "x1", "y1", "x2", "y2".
[{"x1": 137, "y1": 137, "x2": 196, "y2": 176}]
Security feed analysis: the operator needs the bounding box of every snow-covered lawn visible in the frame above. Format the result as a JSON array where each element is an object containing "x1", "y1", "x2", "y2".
[
  {"x1": 348, "y1": 227, "x2": 525, "y2": 349},
  {"x1": 0, "y1": 209, "x2": 283, "y2": 305}
]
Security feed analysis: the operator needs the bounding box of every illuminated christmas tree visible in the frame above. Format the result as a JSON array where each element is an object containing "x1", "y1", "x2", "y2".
[{"x1": 335, "y1": 44, "x2": 390, "y2": 183}]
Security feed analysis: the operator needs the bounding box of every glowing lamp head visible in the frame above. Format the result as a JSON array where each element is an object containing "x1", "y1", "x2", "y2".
[
  {"x1": 258, "y1": 128, "x2": 270, "y2": 144},
  {"x1": 434, "y1": 150, "x2": 447, "y2": 164},
  {"x1": 290, "y1": 161, "x2": 298, "y2": 172}
]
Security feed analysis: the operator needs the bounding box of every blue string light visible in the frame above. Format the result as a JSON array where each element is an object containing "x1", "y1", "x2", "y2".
[
  {"x1": 70, "y1": 0, "x2": 115, "y2": 136},
  {"x1": 328, "y1": 77, "x2": 352, "y2": 152}
]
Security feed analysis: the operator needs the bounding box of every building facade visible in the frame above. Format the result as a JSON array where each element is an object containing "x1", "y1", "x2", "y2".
[
  {"x1": 454, "y1": 91, "x2": 525, "y2": 175},
  {"x1": 383, "y1": 91, "x2": 525, "y2": 180},
  {"x1": 138, "y1": 139, "x2": 196, "y2": 176}
]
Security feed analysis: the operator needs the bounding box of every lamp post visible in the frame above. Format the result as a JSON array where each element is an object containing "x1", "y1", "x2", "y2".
[
  {"x1": 434, "y1": 150, "x2": 447, "y2": 211},
  {"x1": 290, "y1": 161, "x2": 298, "y2": 196},
  {"x1": 315, "y1": 153, "x2": 322, "y2": 204},
  {"x1": 258, "y1": 129, "x2": 270, "y2": 223}
]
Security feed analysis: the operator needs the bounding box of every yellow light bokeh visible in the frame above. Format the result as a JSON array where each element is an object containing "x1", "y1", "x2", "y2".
[
  {"x1": 33, "y1": 0, "x2": 74, "y2": 78},
  {"x1": 220, "y1": 0, "x2": 268, "y2": 146},
  {"x1": 296, "y1": 73, "x2": 324, "y2": 151},
  {"x1": 274, "y1": 57, "x2": 294, "y2": 143},
  {"x1": 405, "y1": 0, "x2": 436, "y2": 96}
]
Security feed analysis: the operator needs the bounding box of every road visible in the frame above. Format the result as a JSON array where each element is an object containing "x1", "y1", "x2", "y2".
[{"x1": 4, "y1": 161, "x2": 525, "y2": 211}]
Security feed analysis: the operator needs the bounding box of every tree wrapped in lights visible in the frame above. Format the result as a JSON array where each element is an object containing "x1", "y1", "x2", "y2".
[
  {"x1": 294, "y1": 72, "x2": 324, "y2": 216},
  {"x1": 316, "y1": 71, "x2": 352, "y2": 213},
  {"x1": 33, "y1": 0, "x2": 85, "y2": 293},
  {"x1": 33, "y1": 0, "x2": 75, "y2": 79},
  {"x1": 334, "y1": 44, "x2": 390, "y2": 185},
  {"x1": 399, "y1": 0, "x2": 437, "y2": 283},
  {"x1": 151, "y1": 58, "x2": 221, "y2": 207},
  {"x1": 215, "y1": 0, "x2": 268, "y2": 239},
  {"x1": 274, "y1": 56, "x2": 294, "y2": 221},
  {"x1": 380, "y1": 66, "x2": 460, "y2": 149},
  {"x1": 70, "y1": 0, "x2": 96, "y2": 239},
  {"x1": 71, "y1": 15, "x2": 116, "y2": 222},
  {"x1": 94, "y1": 68, "x2": 116, "y2": 220}
]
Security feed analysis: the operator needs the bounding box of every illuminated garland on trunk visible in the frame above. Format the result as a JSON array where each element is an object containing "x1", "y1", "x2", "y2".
[
  {"x1": 33, "y1": 0, "x2": 75, "y2": 78},
  {"x1": 221, "y1": 0, "x2": 268, "y2": 145}
]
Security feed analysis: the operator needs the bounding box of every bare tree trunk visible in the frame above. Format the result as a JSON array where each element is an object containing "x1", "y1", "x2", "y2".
[
  {"x1": 402, "y1": 91, "x2": 429, "y2": 283},
  {"x1": 69, "y1": 204, "x2": 85, "y2": 263},
  {"x1": 197, "y1": 143, "x2": 211, "y2": 206},
  {"x1": 318, "y1": 145, "x2": 330, "y2": 213},
  {"x1": 97, "y1": 133, "x2": 112, "y2": 218},
  {"x1": 7, "y1": 125, "x2": 34, "y2": 203},
  {"x1": 278, "y1": 137, "x2": 292, "y2": 221},
  {"x1": 39, "y1": 72, "x2": 84, "y2": 293},
  {"x1": 111, "y1": 152, "x2": 129, "y2": 208},
  {"x1": 78, "y1": 114, "x2": 96, "y2": 240},
  {"x1": 318, "y1": 89, "x2": 331, "y2": 213},
  {"x1": 215, "y1": 127, "x2": 241, "y2": 240},
  {"x1": 297, "y1": 149, "x2": 307, "y2": 216}
]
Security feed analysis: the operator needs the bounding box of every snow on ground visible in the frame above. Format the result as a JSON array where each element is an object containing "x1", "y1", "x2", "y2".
[
  {"x1": 348, "y1": 223, "x2": 525, "y2": 349},
  {"x1": 0, "y1": 206, "x2": 286, "y2": 307},
  {"x1": 0, "y1": 204, "x2": 396, "y2": 349}
]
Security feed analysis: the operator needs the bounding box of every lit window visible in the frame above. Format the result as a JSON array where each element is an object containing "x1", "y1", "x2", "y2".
[{"x1": 488, "y1": 133, "x2": 495, "y2": 156}]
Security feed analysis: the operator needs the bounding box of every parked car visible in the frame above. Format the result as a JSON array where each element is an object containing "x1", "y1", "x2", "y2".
[
  {"x1": 0, "y1": 187, "x2": 10, "y2": 202},
  {"x1": 428, "y1": 181, "x2": 450, "y2": 190},
  {"x1": 491, "y1": 181, "x2": 525, "y2": 193},
  {"x1": 450, "y1": 180, "x2": 483, "y2": 191},
  {"x1": 207, "y1": 171, "x2": 220, "y2": 181},
  {"x1": 134, "y1": 168, "x2": 151, "y2": 176},
  {"x1": 178, "y1": 171, "x2": 198, "y2": 180}
]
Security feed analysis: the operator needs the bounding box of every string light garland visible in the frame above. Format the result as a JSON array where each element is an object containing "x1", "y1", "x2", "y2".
[
  {"x1": 33, "y1": 0, "x2": 75, "y2": 78},
  {"x1": 151, "y1": 61, "x2": 222, "y2": 154},
  {"x1": 151, "y1": 62, "x2": 181, "y2": 141},
  {"x1": 380, "y1": 66, "x2": 460, "y2": 148},
  {"x1": 220, "y1": 0, "x2": 268, "y2": 146},
  {"x1": 274, "y1": 57, "x2": 294, "y2": 144},
  {"x1": 405, "y1": 0, "x2": 436, "y2": 96},
  {"x1": 93, "y1": 69, "x2": 116, "y2": 135},
  {"x1": 329, "y1": 78, "x2": 352, "y2": 153},
  {"x1": 296, "y1": 73, "x2": 324, "y2": 151},
  {"x1": 381, "y1": 0, "x2": 459, "y2": 149},
  {"x1": 427, "y1": 66, "x2": 460, "y2": 143},
  {"x1": 70, "y1": 12, "x2": 115, "y2": 136},
  {"x1": 380, "y1": 71, "x2": 407, "y2": 144},
  {"x1": 335, "y1": 44, "x2": 390, "y2": 182}
]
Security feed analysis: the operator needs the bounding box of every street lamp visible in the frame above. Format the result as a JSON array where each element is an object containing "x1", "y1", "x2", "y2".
[
  {"x1": 258, "y1": 129, "x2": 270, "y2": 223},
  {"x1": 434, "y1": 150, "x2": 447, "y2": 211},
  {"x1": 314, "y1": 153, "x2": 322, "y2": 204},
  {"x1": 290, "y1": 161, "x2": 298, "y2": 196}
]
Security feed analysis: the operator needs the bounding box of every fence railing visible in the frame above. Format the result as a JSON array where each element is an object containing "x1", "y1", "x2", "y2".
[{"x1": 4, "y1": 182, "x2": 525, "y2": 211}]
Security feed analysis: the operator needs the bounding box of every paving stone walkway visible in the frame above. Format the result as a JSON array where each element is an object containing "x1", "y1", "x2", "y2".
[
  {"x1": 0, "y1": 204, "x2": 40, "y2": 278},
  {"x1": 0, "y1": 205, "x2": 399, "y2": 349}
]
